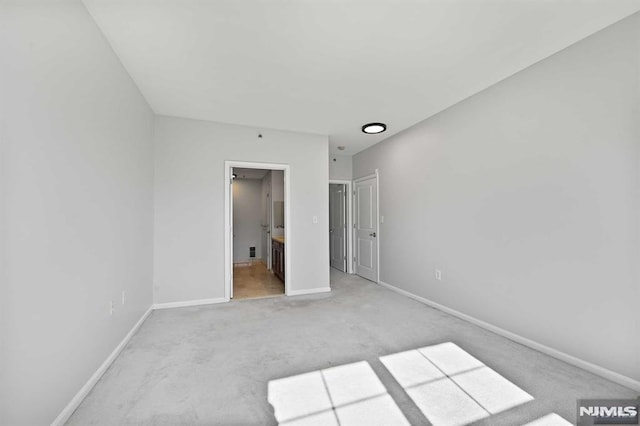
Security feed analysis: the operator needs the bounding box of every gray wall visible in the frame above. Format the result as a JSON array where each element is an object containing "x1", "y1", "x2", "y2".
[
  {"x1": 153, "y1": 116, "x2": 330, "y2": 303},
  {"x1": 233, "y1": 179, "x2": 263, "y2": 262},
  {"x1": 329, "y1": 154, "x2": 353, "y2": 181},
  {"x1": 354, "y1": 14, "x2": 640, "y2": 382},
  {"x1": 261, "y1": 172, "x2": 271, "y2": 263},
  {"x1": 271, "y1": 170, "x2": 285, "y2": 238},
  {"x1": 0, "y1": 2, "x2": 155, "y2": 424},
  {"x1": 0, "y1": 33, "x2": 6, "y2": 424}
]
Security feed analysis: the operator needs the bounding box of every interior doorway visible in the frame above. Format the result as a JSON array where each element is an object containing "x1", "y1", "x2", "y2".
[
  {"x1": 225, "y1": 161, "x2": 290, "y2": 300},
  {"x1": 329, "y1": 179, "x2": 354, "y2": 274},
  {"x1": 329, "y1": 183, "x2": 347, "y2": 272}
]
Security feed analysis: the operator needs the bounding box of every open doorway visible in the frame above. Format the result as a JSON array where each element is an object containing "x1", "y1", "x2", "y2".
[
  {"x1": 329, "y1": 180, "x2": 353, "y2": 274},
  {"x1": 225, "y1": 162, "x2": 290, "y2": 300},
  {"x1": 329, "y1": 183, "x2": 347, "y2": 271}
]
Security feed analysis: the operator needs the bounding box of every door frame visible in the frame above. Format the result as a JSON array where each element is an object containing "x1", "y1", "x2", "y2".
[
  {"x1": 329, "y1": 179, "x2": 353, "y2": 274},
  {"x1": 353, "y1": 169, "x2": 380, "y2": 283},
  {"x1": 225, "y1": 160, "x2": 291, "y2": 299},
  {"x1": 265, "y1": 189, "x2": 272, "y2": 270}
]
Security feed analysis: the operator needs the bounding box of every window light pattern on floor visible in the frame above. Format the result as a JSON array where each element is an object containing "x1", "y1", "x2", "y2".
[
  {"x1": 379, "y1": 342, "x2": 534, "y2": 426},
  {"x1": 268, "y1": 361, "x2": 409, "y2": 426}
]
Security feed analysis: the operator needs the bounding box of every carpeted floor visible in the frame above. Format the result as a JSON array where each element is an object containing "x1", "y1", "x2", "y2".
[{"x1": 66, "y1": 270, "x2": 636, "y2": 425}]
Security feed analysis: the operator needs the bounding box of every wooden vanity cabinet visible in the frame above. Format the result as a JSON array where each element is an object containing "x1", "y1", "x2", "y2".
[{"x1": 272, "y1": 238, "x2": 285, "y2": 282}]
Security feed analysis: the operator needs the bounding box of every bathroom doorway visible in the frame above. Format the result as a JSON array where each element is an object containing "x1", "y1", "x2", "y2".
[{"x1": 225, "y1": 161, "x2": 290, "y2": 300}]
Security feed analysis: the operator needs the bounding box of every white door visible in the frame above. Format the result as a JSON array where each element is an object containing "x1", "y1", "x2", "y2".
[
  {"x1": 355, "y1": 176, "x2": 378, "y2": 282},
  {"x1": 329, "y1": 184, "x2": 347, "y2": 271}
]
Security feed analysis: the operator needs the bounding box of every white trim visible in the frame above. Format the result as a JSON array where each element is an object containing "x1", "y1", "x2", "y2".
[
  {"x1": 52, "y1": 297, "x2": 232, "y2": 424},
  {"x1": 287, "y1": 287, "x2": 332, "y2": 296},
  {"x1": 354, "y1": 173, "x2": 377, "y2": 183},
  {"x1": 152, "y1": 297, "x2": 229, "y2": 310},
  {"x1": 225, "y1": 161, "x2": 292, "y2": 299},
  {"x1": 51, "y1": 306, "x2": 153, "y2": 426},
  {"x1": 377, "y1": 280, "x2": 640, "y2": 392},
  {"x1": 374, "y1": 169, "x2": 380, "y2": 284},
  {"x1": 329, "y1": 179, "x2": 353, "y2": 274},
  {"x1": 233, "y1": 259, "x2": 264, "y2": 266}
]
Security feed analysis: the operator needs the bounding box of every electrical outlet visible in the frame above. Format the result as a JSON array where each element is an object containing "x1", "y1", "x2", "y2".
[
  {"x1": 435, "y1": 269, "x2": 442, "y2": 281},
  {"x1": 312, "y1": 216, "x2": 318, "y2": 224},
  {"x1": 110, "y1": 301, "x2": 114, "y2": 316},
  {"x1": 121, "y1": 291, "x2": 126, "y2": 305}
]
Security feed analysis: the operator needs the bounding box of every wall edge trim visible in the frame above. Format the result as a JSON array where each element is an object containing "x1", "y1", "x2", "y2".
[
  {"x1": 51, "y1": 306, "x2": 154, "y2": 426},
  {"x1": 287, "y1": 287, "x2": 331, "y2": 296},
  {"x1": 152, "y1": 297, "x2": 229, "y2": 310}
]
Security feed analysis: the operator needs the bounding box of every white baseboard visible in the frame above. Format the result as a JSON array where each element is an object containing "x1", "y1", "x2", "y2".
[
  {"x1": 377, "y1": 280, "x2": 640, "y2": 392},
  {"x1": 287, "y1": 287, "x2": 332, "y2": 296},
  {"x1": 51, "y1": 297, "x2": 229, "y2": 424},
  {"x1": 233, "y1": 259, "x2": 264, "y2": 266},
  {"x1": 51, "y1": 306, "x2": 153, "y2": 426},
  {"x1": 153, "y1": 297, "x2": 229, "y2": 310}
]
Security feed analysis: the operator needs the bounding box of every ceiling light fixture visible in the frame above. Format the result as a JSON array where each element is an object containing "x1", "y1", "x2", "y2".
[{"x1": 362, "y1": 122, "x2": 387, "y2": 134}]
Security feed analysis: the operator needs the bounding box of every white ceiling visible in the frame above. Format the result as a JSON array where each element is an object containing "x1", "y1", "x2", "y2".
[{"x1": 84, "y1": 0, "x2": 640, "y2": 155}]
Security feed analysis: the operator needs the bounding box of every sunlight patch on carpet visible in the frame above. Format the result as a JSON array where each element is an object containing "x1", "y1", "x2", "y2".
[
  {"x1": 380, "y1": 342, "x2": 534, "y2": 426},
  {"x1": 268, "y1": 361, "x2": 409, "y2": 426}
]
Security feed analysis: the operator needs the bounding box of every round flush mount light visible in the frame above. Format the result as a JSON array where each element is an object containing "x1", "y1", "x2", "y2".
[
  {"x1": 362, "y1": 122, "x2": 387, "y2": 134},
  {"x1": 337, "y1": 146, "x2": 346, "y2": 151}
]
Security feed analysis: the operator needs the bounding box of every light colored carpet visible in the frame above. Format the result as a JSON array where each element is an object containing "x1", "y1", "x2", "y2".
[{"x1": 66, "y1": 270, "x2": 636, "y2": 425}]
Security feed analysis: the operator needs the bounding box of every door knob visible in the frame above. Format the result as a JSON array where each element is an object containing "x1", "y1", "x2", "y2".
[{"x1": 369, "y1": 232, "x2": 376, "y2": 237}]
